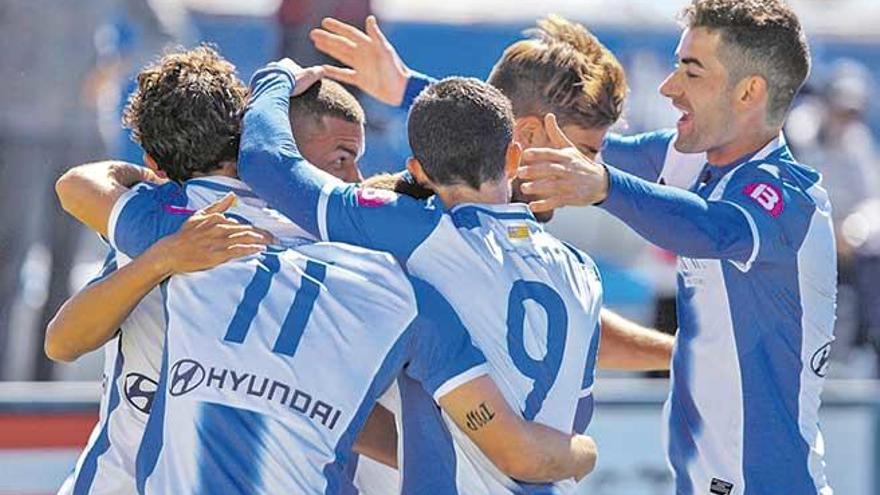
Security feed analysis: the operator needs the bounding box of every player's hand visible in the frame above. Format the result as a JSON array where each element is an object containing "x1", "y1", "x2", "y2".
[
  {"x1": 517, "y1": 114, "x2": 610, "y2": 212},
  {"x1": 311, "y1": 15, "x2": 410, "y2": 106},
  {"x1": 273, "y1": 58, "x2": 325, "y2": 97},
  {"x1": 151, "y1": 193, "x2": 274, "y2": 275}
]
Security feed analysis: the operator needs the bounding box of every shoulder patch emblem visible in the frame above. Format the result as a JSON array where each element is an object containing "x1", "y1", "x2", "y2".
[
  {"x1": 355, "y1": 187, "x2": 397, "y2": 207},
  {"x1": 743, "y1": 182, "x2": 784, "y2": 217}
]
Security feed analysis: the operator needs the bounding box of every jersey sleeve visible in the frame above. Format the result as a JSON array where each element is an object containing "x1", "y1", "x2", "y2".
[
  {"x1": 107, "y1": 182, "x2": 191, "y2": 259},
  {"x1": 600, "y1": 166, "x2": 756, "y2": 263},
  {"x1": 238, "y1": 63, "x2": 440, "y2": 262},
  {"x1": 600, "y1": 129, "x2": 675, "y2": 182},
  {"x1": 399, "y1": 71, "x2": 437, "y2": 111},
  {"x1": 714, "y1": 163, "x2": 795, "y2": 271},
  {"x1": 318, "y1": 184, "x2": 442, "y2": 262},
  {"x1": 403, "y1": 277, "x2": 489, "y2": 401},
  {"x1": 84, "y1": 248, "x2": 119, "y2": 287}
]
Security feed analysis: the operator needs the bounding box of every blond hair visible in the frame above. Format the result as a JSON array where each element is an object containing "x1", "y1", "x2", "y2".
[{"x1": 487, "y1": 15, "x2": 627, "y2": 129}]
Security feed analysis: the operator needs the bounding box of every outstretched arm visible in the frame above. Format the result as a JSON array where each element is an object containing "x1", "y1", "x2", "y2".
[
  {"x1": 237, "y1": 60, "x2": 340, "y2": 238},
  {"x1": 439, "y1": 375, "x2": 597, "y2": 482},
  {"x1": 45, "y1": 196, "x2": 269, "y2": 362},
  {"x1": 517, "y1": 115, "x2": 755, "y2": 262},
  {"x1": 598, "y1": 309, "x2": 673, "y2": 371},
  {"x1": 239, "y1": 60, "x2": 438, "y2": 260}
]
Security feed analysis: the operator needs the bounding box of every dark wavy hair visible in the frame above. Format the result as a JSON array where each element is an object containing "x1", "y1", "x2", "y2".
[{"x1": 123, "y1": 45, "x2": 247, "y2": 182}]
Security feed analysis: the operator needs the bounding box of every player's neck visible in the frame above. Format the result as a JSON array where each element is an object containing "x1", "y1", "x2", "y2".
[
  {"x1": 190, "y1": 161, "x2": 238, "y2": 179},
  {"x1": 433, "y1": 181, "x2": 510, "y2": 209},
  {"x1": 706, "y1": 126, "x2": 779, "y2": 167}
]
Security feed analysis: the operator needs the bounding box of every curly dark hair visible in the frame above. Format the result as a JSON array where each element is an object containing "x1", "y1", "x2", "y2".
[
  {"x1": 123, "y1": 45, "x2": 247, "y2": 182},
  {"x1": 682, "y1": 0, "x2": 810, "y2": 126},
  {"x1": 408, "y1": 77, "x2": 515, "y2": 190}
]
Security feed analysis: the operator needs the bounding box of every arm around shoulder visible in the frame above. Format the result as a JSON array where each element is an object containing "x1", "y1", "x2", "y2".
[{"x1": 438, "y1": 375, "x2": 597, "y2": 483}]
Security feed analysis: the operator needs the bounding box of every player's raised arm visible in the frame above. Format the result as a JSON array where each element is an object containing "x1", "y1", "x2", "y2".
[
  {"x1": 438, "y1": 376, "x2": 597, "y2": 482},
  {"x1": 239, "y1": 60, "x2": 438, "y2": 261},
  {"x1": 44, "y1": 195, "x2": 269, "y2": 363},
  {"x1": 310, "y1": 16, "x2": 436, "y2": 111},
  {"x1": 237, "y1": 60, "x2": 340, "y2": 238},
  {"x1": 56, "y1": 161, "x2": 162, "y2": 237},
  {"x1": 518, "y1": 114, "x2": 756, "y2": 263}
]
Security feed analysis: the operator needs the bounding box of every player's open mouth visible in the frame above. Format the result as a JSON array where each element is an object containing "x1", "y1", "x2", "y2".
[{"x1": 676, "y1": 109, "x2": 694, "y2": 133}]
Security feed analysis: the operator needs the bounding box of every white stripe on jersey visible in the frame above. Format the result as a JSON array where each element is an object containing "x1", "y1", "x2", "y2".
[
  {"x1": 63, "y1": 253, "x2": 166, "y2": 495},
  {"x1": 658, "y1": 135, "x2": 706, "y2": 189},
  {"x1": 403, "y1": 204, "x2": 602, "y2": 494},
  {"x1": 796, "y1": 182, "x2": 835, "y2": 495}
]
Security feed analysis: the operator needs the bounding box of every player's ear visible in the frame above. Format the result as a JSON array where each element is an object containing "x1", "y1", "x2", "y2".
[
  {"x1": 143, "y1": 154, "x2": 168, "y2": 179},
  {"x1": 504, "y1": 141, "x2": 523, "y2": 180},
  {"x1": 736, "y1": 75, "x2": 768, "y2": 114},
  {"x1": 406, "y1": 157, "x2": 433, "y2": 188},
  {"x1": 514, "y1": 116, "x2": 546, "y2": 149}
]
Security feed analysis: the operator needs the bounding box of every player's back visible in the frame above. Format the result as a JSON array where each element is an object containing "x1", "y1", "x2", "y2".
[
  {"x1": 401, "y1": 203, "x2": 603, "y2": 494},
  {"x1": 136, "y1": 241, "x2": 418, "y2": 494}
]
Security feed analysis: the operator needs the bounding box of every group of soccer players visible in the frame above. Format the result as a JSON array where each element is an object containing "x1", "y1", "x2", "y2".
[{"x1": 46, "y1": 0, "x2": 836, "y2": 494}]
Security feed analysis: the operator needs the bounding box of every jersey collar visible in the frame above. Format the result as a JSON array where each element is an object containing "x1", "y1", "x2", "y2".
[
  {"x1": 448, "y1": 202, "x2": 537, "y2": 229},
  {"x1": 184, "y1": 175, "x2": 262, "y2": 200},
  {"x1": 701, "y1": 132, "x2": 788, "y2": 184}
]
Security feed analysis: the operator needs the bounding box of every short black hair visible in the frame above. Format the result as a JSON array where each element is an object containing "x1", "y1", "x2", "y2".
[
  {"x1": 123, "y1": 45, "x2": 246, "y2": 182},
  {"x1": 289, "y1": 79, "x2": 365, "y2": 127},
  {"x1": 407, "y1": 77, "x2": 515, "y2": 189},
  {"x1": 682, "y1": 0, "x2": 810, "y2": 126}
]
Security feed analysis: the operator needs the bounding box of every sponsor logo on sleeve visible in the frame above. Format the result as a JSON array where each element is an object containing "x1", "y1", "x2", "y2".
[
  {"x1": 355, "y1": 188, "x2": 397, "y2": 207},
  {"x1": 811, "y1": 342, "x2": 832, "y2": 377},
  {"x1": 124, "y1": 373, "x2": 159, "y2": 414},
  {"x1": 742, "y1": 182, "x2": 784, "y2": 217}
]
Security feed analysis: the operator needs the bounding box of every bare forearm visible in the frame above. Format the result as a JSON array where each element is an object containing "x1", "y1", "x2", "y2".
[
  {"x1": 45, "y1": 244, "x2": 172, "y2": 362},
  {"x1": 598, "y1": 309, "x2": 673, "y2": 371},
  {"x1": 55, "y1": 161, "x2": 155, "y2": 236},
  {"x1": 353, "y1": 404, "x2": 398, "y2": 468},
  {"x1": 511, "y1": 425, "x2": 597, "y2": 482}
]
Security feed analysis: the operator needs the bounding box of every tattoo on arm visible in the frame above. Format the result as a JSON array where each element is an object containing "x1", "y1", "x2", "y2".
[{"x1": 465, "y1": 402, "x2": 496, "y2": 431}]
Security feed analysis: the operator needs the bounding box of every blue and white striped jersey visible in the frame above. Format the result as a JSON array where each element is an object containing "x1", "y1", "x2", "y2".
[
  {"x1": 600, "y1": 135, "x2": 836, "y2": 495},
  {"x1": 238, "y1": 63, "x2": 603, "y2": 494},
  {"x1": 59, "y1": 250, "x2": 165, "y2": 495},
  {"x1": 601, "y1": 129, "x2": 706, "y2": 189},
  {"x1": 106, "y1": 178, "x2": 488, "y2": 495},
  {"x1": 59, "y1": 176, "x2": 322, "y2": 495}
]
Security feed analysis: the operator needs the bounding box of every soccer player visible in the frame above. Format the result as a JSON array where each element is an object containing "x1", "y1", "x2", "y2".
[
  {"x1": 312, "y1": 13, "x2": 676, "y2": 373},
  {"x1": 514, "y1": 1, "x2": 836, "y2": 494},
  {"x1": 55, "y1": 46, "x2": 598, "y2": 494},
  {"x1": 235, "y1": 58, "x2": 601, "y2": 493},
  {"x1": 48, "y1": 48, "x2": 375, "y2": 495}
]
